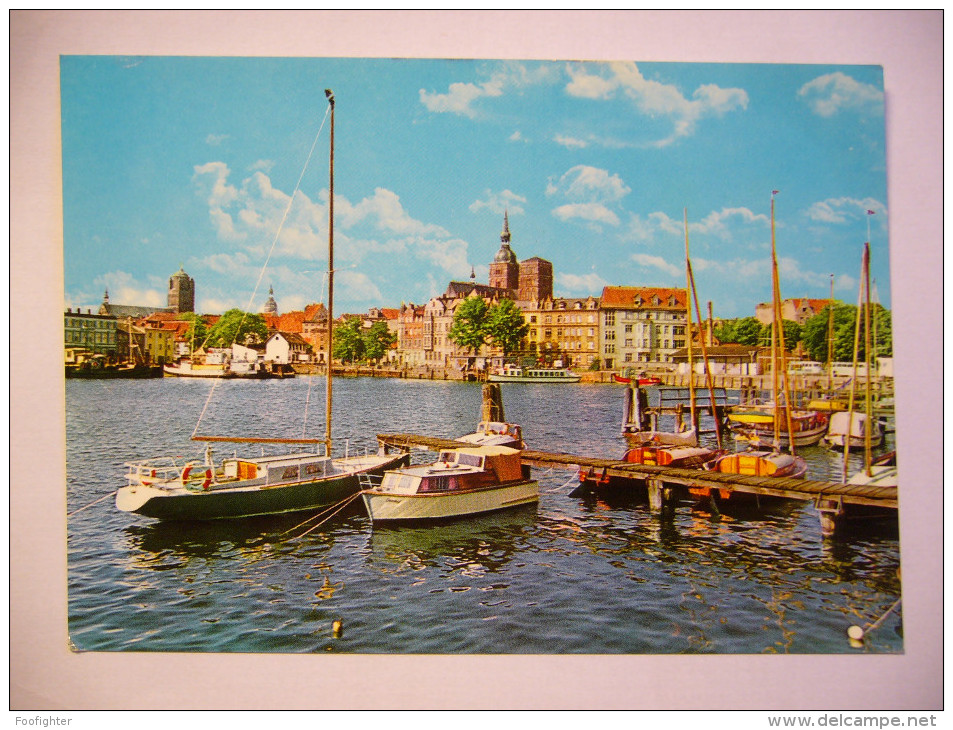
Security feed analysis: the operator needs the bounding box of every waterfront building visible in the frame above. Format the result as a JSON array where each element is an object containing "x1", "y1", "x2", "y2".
[
  {"x1": 755, "y1": 297, "x2": 831, "y2": 326},
  {"x1": 520, "y1": 296, "x2": 600, "y2": 368},
  {"x1": 265, "y1": 331, "x2": 313, "y2": 364},
  {"x1": 397, "y1": 303, "x2": 427, "y2": 367},
  {"x1": 599, "y1": 286, "x2": 690, "y2": 370},
  {"x1": 671, "y1": 343, "x2": 762, "y2": 376},
  {"x1": 64, "y1": 308, "x2": 118, "y2": 358}
]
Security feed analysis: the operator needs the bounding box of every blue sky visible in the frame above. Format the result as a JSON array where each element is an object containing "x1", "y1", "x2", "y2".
[{"x1": 60, "y1": 57, "x2": 889, "y2": 319}]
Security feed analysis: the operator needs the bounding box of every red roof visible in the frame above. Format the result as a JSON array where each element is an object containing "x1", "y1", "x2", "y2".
[{"x1": 600, "y1": 286, "x2": 688, "y2": 310}]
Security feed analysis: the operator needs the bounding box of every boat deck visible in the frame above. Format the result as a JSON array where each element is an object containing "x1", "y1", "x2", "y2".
[{"x1": 376, "y1": 432, "x2": 897, "y2": 537}]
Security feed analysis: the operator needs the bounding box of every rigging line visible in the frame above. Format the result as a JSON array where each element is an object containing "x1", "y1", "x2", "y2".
[
  {"x1": 191, "y1": 104, "x2": 332, "y2": 439},
  {"x1": 68, "y1": 491, "x2": 117, "y2": 517}
]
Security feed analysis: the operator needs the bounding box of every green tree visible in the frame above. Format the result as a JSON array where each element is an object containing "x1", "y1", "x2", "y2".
[
  {"x1": 205, "y1": 309, "x2": 269, "y2": 348},
  {"x1": 179, "y1": 312, "x2": 209, "y2": 353},
  {"x1": 333, "y1": 317, "x2": 365, "y2": 363},
  {"x1": 448, "y1": 296, "x2": 490, "y2": 355},
  {"x1": 485, "y1": 299, "x2": 529, "y2": 355},
  {"x1": 362, "y1": 320, "x2": 397, "y2": 362},
  {"x1": 757, "y1": 319, "x2": 801, "y2": 351},
  {"x1": 716, "y1": 316, "x2": 762, "y2": 346}
]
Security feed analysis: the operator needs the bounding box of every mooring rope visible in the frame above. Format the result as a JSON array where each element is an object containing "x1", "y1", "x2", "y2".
[
  {"x1": 291, "y1": 491, "x2": 365, "y2": 540},
  {"x1": 544, "y1": 474, "x2": 581, "y2": 494},
  {"x1": 278, "y1": 489, "x2": 361, "y2": 537},
  {"x1": 68, "y1": 491, "x2": 117, "y2": 517}
]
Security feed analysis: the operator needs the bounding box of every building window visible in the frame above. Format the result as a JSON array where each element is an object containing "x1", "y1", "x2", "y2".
[{"x1": 604, "y1": 312, "x2": 615, "y2": 326}]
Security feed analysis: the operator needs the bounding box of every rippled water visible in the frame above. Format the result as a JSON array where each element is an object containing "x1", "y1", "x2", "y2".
[{"x1": 66, "y1": 377, "x2": 902, "y2": 654}]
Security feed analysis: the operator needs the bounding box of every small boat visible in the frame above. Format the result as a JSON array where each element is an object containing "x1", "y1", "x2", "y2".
[
  {"x1": 613, "y1": 372, "x2": 662, "y2": 386},
  {"x1": 706, "y1": 448, "x2": 808, "y2": 479},
  {"x1": 623, "y1": 444, "x2": 724, "y2": 469},
  {"x1": 457, "y1": 420, "x2": 524, "y2": 449},
  {"x1": 117, "y1": 443, "x2": 408, "y2": 521},
  {"x1": 163, "y1": 360, "x2": 235, "y2": 378},
  {"x1": 361, "y1": 445, "x2": 538, "y2": 523},
  {"x1": 488, "y1": 364, "x2": 580, "y2": 383},
  {"x1": 728, "y1": 407, "x2": 828, "y2": 448},
  {"x1": 823, "y1": 410, "x2": 884, "y2": 450}
]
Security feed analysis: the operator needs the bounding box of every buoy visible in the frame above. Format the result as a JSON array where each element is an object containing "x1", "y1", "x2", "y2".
[
  {"x1": 332, "y1": 619, "x2": 343, "y2": 638},
  {"x1": 847, "y1": 625, "x2": 865, "y2": 641}
]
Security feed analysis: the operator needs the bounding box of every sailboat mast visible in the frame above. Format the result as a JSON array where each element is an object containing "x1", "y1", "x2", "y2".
[
  {"x1": 770, "y1": 191, "x2": 797, "y2": 452},
  {"x1": 324, "y1": 89, "x2": 335, "y2": 456},
  {"x1": 826, "y1": 274, "x2": 834, "y2": 394},
  {"x1": 684, "y1": 208, "x2": 723, "y2": 448},
  {"x1": 683, "y1": 209, "x2": 697, "y2": 431},
  {"x1": 863, "y1": 241, "x2": 873, "y2": 474}
]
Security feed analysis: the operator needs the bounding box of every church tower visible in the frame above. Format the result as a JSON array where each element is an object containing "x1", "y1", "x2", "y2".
[
  {"x1": 168, "y1": 266, "x2": 195, "y2": 314},
  {"x1": 488, "y1": 211, "x2": 519, "y2": 293}
]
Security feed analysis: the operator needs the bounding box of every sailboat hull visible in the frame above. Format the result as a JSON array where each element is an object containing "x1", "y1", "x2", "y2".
[{"x1": 116, "y1": 453, "x2": 408, "y2": 521}]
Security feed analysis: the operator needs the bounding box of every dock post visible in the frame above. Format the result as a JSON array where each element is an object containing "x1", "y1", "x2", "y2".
[
  {"x1": 647, "y1": 477, "x2": 675, "y2": 515},
  {"x1": 481, "y1": 383, "x2": 505, "y2": 423},
  {"x1": 816, "y1": 496, "x2": 845, "y2": 538}
]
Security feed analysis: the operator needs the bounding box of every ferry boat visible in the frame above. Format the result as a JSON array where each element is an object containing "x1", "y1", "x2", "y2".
[
  {"x1": 361, "y1": 445, "x2": 538, "y2": 523},
  {"x1": 117, "y1": 443, "x2": 408, "y2": 521},
  {"x1": 488, "y1": 364, "x2": 580, "y2": 384}
]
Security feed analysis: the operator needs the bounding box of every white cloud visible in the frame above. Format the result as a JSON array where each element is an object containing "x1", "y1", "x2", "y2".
[
  {"x1": 508, "y1": 130, "x2": 527, "y2": 143},
  {"x1": 548, "y1": 165, "x2": 630, "y2": 203},
  {"x1": 693, "y1": 207, "x2": 769, "y2": 239},
  {"x1": 420, "y1": 62, "x2": 559, "y2": 118},
  {"x1": 553, "y1": 134, "x2": 588, "y2": 149},
  {"x1": 631, "y1": 253, "x2": 681, "y2": 278},
  {"x1": 557, "y1": 272, "x2": 609, "y2": 294},
  {"x1": 552, "y1": 203, "x2": 620, "y2": 226},
  {"x1": 564, "y1": 61, "x2": 748, "y2": 147},
  {"x1": 469, "y1": 189, "x2": 527, "y2": 216},
  {"x1": 192, "y1": 164, "x2": 474, "y2": 283},
  {"x1": 205, "y1": 133, "x2": 229, "y2": 146},
  {"x1": 420, "y1": 80, "x2": 500, "y2": 118},
  {"x1": 798, "y1": 72, "x2": 884, "y2": 117},
  {"x1": 805, "y1": 197, "x2": 886, "y2": 225}
]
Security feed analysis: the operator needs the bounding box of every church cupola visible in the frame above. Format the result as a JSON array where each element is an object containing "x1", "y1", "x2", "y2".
[{"x1": 263, "y1": 286, "x2": 278, "y2": 315}]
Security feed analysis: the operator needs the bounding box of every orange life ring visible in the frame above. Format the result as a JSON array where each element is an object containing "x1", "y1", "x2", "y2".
[
  {"x1": 181, "y1": 465, "x2": 192, "y2": 484},
  {"x1": 202, "y1": 469, "x2": 213, "y2": 490}
]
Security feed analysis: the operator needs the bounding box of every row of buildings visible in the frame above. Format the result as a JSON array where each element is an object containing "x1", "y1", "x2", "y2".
[{"x1": 65, "y1": 214, "x2": 831, "y2": 374}]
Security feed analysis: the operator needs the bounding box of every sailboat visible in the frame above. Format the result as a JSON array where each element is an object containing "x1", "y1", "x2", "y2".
[
  {"x1": 824, "y1": 235, "x2": 885, "y2": 452},
  {"x1": 116, "y1": 90, "x2": 408, "y2": 521},
  {"x1": 727, "y1": 192, "x2": 826, "y2": 450},
  {"x1": 619, "y1": 210, "x2": 724, "y2": 470},
  {"x1": 819, "y1": 235, "x2": 897, "y2": 533}
]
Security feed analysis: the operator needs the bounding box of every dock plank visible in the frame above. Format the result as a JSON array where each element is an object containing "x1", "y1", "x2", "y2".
[{"x1": 376, "y1": 432, "x2": 897, "y2": 511}]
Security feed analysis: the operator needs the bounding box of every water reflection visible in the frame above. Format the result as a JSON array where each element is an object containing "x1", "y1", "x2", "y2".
[{"x1": 364, "y1": 504, "x2": 538, "y2": 574}]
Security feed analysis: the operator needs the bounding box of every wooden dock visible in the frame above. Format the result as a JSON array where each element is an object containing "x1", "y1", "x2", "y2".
[{"x1": 376, "y1": 432, "x2": 897, "y2": 537}]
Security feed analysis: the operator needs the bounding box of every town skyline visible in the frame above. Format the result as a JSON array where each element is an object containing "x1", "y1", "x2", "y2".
[{"x1": 61, "y1": 57, "x2": 890, "y2": 320}]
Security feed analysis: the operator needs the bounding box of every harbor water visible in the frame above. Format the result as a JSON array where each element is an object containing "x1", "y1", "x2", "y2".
[{"x1": 66, "y1": 377, "x2": 901, "y2": 654}]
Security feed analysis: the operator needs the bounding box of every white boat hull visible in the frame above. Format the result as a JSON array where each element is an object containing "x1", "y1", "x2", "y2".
[
  {"x1": 822, "y1": 411, "x2": 884, "y2": 450},
  {"x1": 362, "y1": 480, "x2": 538, "y2": 522}
]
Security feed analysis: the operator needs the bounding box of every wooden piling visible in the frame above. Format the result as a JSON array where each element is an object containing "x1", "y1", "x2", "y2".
[{"x1": 481, "y1": 383, "x2": 505, "y2": 423}]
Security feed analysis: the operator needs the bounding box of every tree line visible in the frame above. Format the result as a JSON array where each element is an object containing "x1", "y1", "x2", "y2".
[{"x1": 714, "y1": 303, "x2": 893, "y2": 363}]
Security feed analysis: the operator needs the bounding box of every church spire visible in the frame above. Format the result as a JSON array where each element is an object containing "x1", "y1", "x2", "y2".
[{"x1": 501, "y1": 210, "x2": 511, "y2": 244}]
